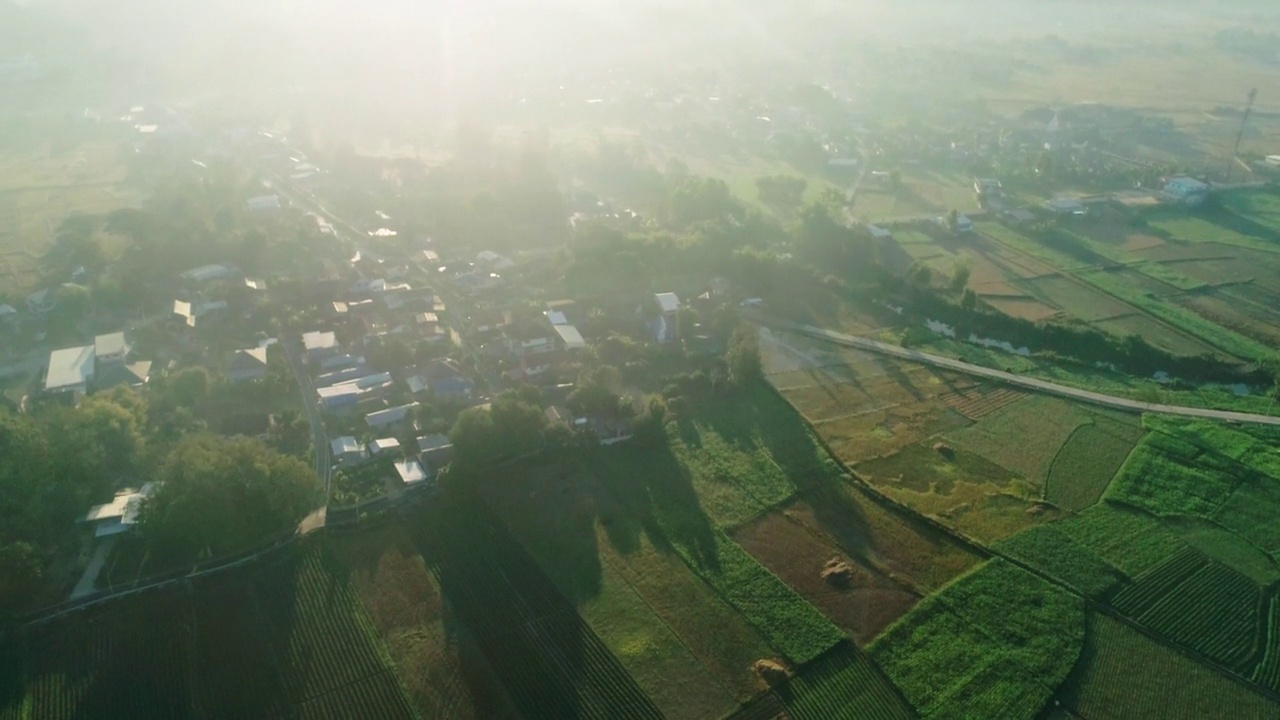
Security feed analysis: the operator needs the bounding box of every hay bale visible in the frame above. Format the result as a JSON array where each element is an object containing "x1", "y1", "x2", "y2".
[
  {"x1": 752, "y1": 659, "x2": 790, "y2": 687},
  {"x1": 932, "y1": 442, "x2": 955, "y2": 459},
  {"x1": 820, "y1": 556, "x2": 854, "y2": 588}
]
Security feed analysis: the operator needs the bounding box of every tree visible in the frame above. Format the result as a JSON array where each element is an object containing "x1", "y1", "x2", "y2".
[
  {"x1": 726, "y1": 325, "x2": 762, "y2": 386},
  {"x1": 139, "y1": 435, "x2": 320, "y2": 562},
  {"x1": 268, "y1": 410, "x2": 311, "y2": 458},
  {"x1": 449, "y1": 393, "x2": 547, "y2": 468},
  {"x1": 950, "y1": 260, "x2": 972, "y2": 293},
  {"x1": 961, "y1": 288, "x2": 979, "y2": 312},
  {"x1": 947, "y1": 209, "x2": 960, "y2": 235}
]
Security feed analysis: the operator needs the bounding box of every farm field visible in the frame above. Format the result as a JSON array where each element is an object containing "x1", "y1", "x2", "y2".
[
  {"x1": 869, "y1": 559, "x2": 1084, "y2": 720},
  {"x1": 995, "y1": 524, "x2": 1125, "y2": 598},
  {"x1": 855, "y1": 441, "x2": 1054, "y2": 544},
  {"x1": 1053, "y1": 501, "x2": 1187, "y2": 577},
  {"x1": 943, "y1": 395, "x2": 1089, "y2": 488},
  {"x1": 1045, "y1": 413, "x2": 1144, "y2": 511},
  {"x1": 1057, "y1": 613, "x2": 1280, "y2": 720},
  {"x1": 0, "y1": 140, "x2": 139, "y2": 295},
  {"x1": 330, "y1": 522, "x2": 519, "y2": 719},
  {"x1": 0, "y1": 539, "x2": 416, "y2": 720}
]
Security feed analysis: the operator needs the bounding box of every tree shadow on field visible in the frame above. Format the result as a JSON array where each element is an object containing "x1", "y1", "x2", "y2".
[{"x1": 589, "y1": 442, "x2": 722, "y2": 574}]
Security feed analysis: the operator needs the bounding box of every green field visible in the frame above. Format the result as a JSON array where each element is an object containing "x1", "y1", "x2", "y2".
[
  {"x1": 870, "y1": 559, "x2": 1084, "y2": 720},
  {"x1": 1045, "y1": 415, "x2": 1144, "y2": 511},
  {"x1": 778, "y1": 642, "x2": 916, "y2": 720},
  {"x1": 0, "y1": 539, "x2": 416, "y2": 719},
  {"x1": 944, "y1": 395, "x2": 1090, "y2": 488},
  {"x1": 1058, "y1": 613, "x2": 1280, "y2": 720},
  {"x1": 995, "y1": 524, "x2": 1126, "y2": 598},
  {"x1": 1053, "y1": 502, "x2": 1186, "y2": 577}
]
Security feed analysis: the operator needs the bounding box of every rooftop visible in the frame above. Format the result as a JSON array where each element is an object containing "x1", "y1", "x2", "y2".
[
  {"x1": 45, "y1": 345, "x2": 95, "y2": 391},
  {"x1": 553, "y1": 324, "x2": 587, "y2": 350},
  {"x1": 369, "y1": 437, "x2": 401, "y2": 454},
  {"x1": 94, "y1": 332, "x2": 128, "y2": 357},
  {"x1": 330, "y1": 436, "x2": 363, "y2": 456},
  {"x1": 302, "y1": 331, "x2": 337, "y2": 351},
  {"x1": 655, "y1": 292, "x2": 681, "y2": 314},
  {"x1": 394, "y1": 459, "x2": 428, "y2": 485}
]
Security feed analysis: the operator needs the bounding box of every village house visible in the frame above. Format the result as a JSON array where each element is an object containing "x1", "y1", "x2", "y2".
[
  {"x1": 330, "y1": 436, "x2": 368, "y2": 465},
  {"x1": 366, "y1": 402, "x2": 419, "y2": 429},
  {"x1": 651, "y1": 292, "x2": 681, "y2": 343},
  {"x1": 81, "y1": 483, "x2": 159, "y2": 538},
  {"x1": 227, "y1": 347, "x2": 269, "y2": 382}
]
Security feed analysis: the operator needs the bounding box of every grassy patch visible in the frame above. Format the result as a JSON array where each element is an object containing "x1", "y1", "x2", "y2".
[
  {"x1": 1046, "y1": 416, "x2": 1144, "y2": 511},
  {"x1": 870, "y1": 559, "x2": 1084, "y2": 720},
  {"x1": 1059, "y1": 613, "x2": 1280, "y2": 720},
  {"x1": 995, "y1": 524, "x2": 1126, "y2": 598},
  {"x1": 1054, "y1": 502, "x2": 1186, "y2": 578},
  {"x1": 945, "y1": 395, "x2": 1090, "y2": 488}
]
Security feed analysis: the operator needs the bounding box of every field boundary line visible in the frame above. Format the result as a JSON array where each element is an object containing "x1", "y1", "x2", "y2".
[{"x1": 767, "y1": 380, "x2": 1280, "y2": 704}]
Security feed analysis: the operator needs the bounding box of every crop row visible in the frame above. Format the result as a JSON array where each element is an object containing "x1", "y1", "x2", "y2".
[
  {"x1": 410, "y1": 506, "x2": 663, "y2": 720},
  {"x1": 781, "y1": 641, "x2": 914, "y2": 720},
  {"x1": 1253, "y1": 595, "x2": 1280, "y2": 692},
  {"x1": 295, "y1": 669, "x2": 416, "y2": 720},
  {"x1": 1135, "y1": 563, "x2": 1262, "y2": 672},
  {"x1": 1110, "y1": 547, "x2": 1207, "y2": 614},
  {"x1": 254, "y1": 549, "x2": 388, "y2": 703}
]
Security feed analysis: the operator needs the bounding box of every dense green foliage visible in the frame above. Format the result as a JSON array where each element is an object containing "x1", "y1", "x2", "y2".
[
  {"x1": 780, "y1": 642, "x2": 915, "y2": 720},
  {"x1": 1054, "y1": 502, "x2": 1186, "y2": 577},
  {"x1": 449, "y1": 390, "x2": 547, "y2": 468},
  {"x1": 996, "y1": 525, "x2": 1125, "y2": 598},
  {"x1": 870, "y1": 559, "x2": 1084, "y2": 720},
  {"x1": 140, "y1": 434, "x2": 321, "y2": 562}
]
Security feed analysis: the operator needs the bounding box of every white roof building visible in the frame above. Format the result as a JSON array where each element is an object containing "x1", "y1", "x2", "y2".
[
  {"x1": 369, "y1": 437, "x2": 401, "y2": 454},
  {"x1": 94, "y1": 332, "x2": 129, "y2": 362},
  {"x1": 330, "y1": 436, "x2": 364, "y2": 458},
  {"x1": 655, "y1": 292, "x2": 681, "y2": 315},
  {"x1": 82, "y1": 483, "x2": 159, "y2": 538},
  {"x1": 245, "y1": 194, "x2": 281, "y2": 211},
  {"x1": 553, "y1": 324, "x2": 587, "y2": 350},
  {"x1": 545, "y1": 310, "x2": 569, "y2": 325},
  {"x1": 180, "y1": 264, "x2": 234, "y2": 283},
  {"x1": 366, "y1": 402, "x2": 418, "y2": 428},
  {"x1": 302, "y1": 331, "x2": 338, "y2": 352},
  {"x1": 45, "y1": 345, "x2": 96, "y2": 392},
  {"x1": 394, "y1": 459, "x2": 428, "y2": 485}
]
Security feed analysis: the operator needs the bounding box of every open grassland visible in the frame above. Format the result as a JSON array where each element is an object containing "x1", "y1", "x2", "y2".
[
  {"x1": 1058, "y1": 613, "x2": 1280, "y2": 720},
  {"x1": 0, "y1": 539, "x2": 416, "y2": 720},
  {"x1": 1110, "y1": 549, "x2": 1264, "y2": 673},
  {"x1": 0, "y1": 141, "x2": 138, "y2": 294},
  {"x1": 330, "y1": 522, "x2": 519, "y2": 719},
  {"x1": 944, "y1": 395, "x2": 1089, "y2": 488},
  {"x1": 856, "y1": 442, "x2": 1056, "y2": 544},
  {"x1": 869, "y1": 559, "x2": 1084, "y2": 720},
  {"x1": 1045, "y1": 414, "x2": 1144, "y2": 511}
]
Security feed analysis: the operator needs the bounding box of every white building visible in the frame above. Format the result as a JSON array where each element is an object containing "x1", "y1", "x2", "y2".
[
  {"x1": 94, "y1": 332, "x2": 130, "y2": 365},
  {"x1": 369, "y1": 437, "x2": 401, "y2": 455},
  {"x1": 302, "y1": 331, "x2": 339, "y2": 361},
  {"x1": 394, "y1": 459, "x2": 428, "y2": 485},
  {"x1": 82, "y1": 483, "x2": 159, "y2": 538},
  {"x1": 651, "y1": 293, "x2": 681, "y2": 343},
  {"x1": 330, "y1": 436, "x2": 367, "y2": 465},
  {"x1": 45, "y1": 345, "x2": 96, "y2": 393},
  {"x1": 245, "y1": 194, "x2": 281, "y2": 212},
  {"x1": 228, "y1": 348, "x2": 269, "y2": 382}
]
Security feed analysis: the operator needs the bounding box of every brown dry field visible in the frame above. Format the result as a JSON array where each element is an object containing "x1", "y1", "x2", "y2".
[
  {"x1": 1174, "y1": 292, "x2": 1280, "y2": 347},
  {"x1": 330, "y1": 523, "x2": 519, "y2": 720},
  {"x1": 938, "y1": 384, "x2": 1026, "y2": 420},
  {"x1": 813, "y1": 400, "x2": 970, "y2": 466},
  {"x1": 1124, "y1": 233, "x2": 1166, "y2": 252},
  {"x1": 732, "y1": 510, "x2": 919, "y2": 644},
  {"x1": 782, "y1": 491, "x2": 983, "y2": 594}
]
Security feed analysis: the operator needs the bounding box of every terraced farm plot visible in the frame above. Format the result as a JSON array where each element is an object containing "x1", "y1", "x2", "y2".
[
  {"x1": 996, "y1": 524, "x2": 1125, "y2": 598},
  {"x1": 1, "y1": 540, "x2": 416, "y2": 720},
  {"x1": 856, "y1": 442, "x2": 1054, "y2": 543},
  {"x1": 1255, "y1": 595, "x2": 1280, "y2": 693},
  {"x1": 870, "y1": 559, "x2": 1084, "y2": 720},
  {"x1": 1019, "y1": 274, "x2": 1134, "y2": 321},
  {"x1": 1091, "y1": 313, "x2": 1221, "y2": 357},
  {"x1": 1110, "y1": 550, "x2": 1264, "y2": 672},
  {"x1": 945, "y1": 395, "x2": 1089, "y2": 488},
  {"x1": 778, "y1": 642, "x2": 916, "y2": 720},
  {"x1": 1058, "y1": 613, "x2": 1280, "y2": 720},
  {"x1": 406, "y1": 503, "x2": 664, "y2": 720},
  {"x1": 732, "y1": 507, "x2": 919, "y2": 643},
  {"x1": 1167, "y1": 518, "x2": 1280, "y2": 586},
  {"x1": 979, "y1": 295, "x2": 1060, "y2": 321},
  {"x1": 1055, "y1": 502, "x2": 1187, "y2": 578},
  {"x1": 331, "y1": 523, "x2": 517, "y2": 719},
  {"x1": 937, "y1": 384, "x2": 1025, "y2": 419},
  {"x1": 1105, "y1": 440, "x2": 1244, "y2": 518},
  {"x1": 782, "y1": 489, "x2": 982, "y2": 594},
  {"x1": 1045, "y1": 415, "x2": 1144, "y2": 511}
]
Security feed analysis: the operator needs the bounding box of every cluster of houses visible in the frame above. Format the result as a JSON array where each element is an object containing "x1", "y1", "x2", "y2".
[
  {"x1": 43, "y1": 331, "x2": 151, "y2": 395},
  {"x1": 329, "y1": 432, "x2": 455, "y2": 487}
]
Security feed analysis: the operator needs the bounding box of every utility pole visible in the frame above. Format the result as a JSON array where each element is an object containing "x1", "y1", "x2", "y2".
[{"x1": 1225, "y1": 88, "x2": 1258, "y2": 183}]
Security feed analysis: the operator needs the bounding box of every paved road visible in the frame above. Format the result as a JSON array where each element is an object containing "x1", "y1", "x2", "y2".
[
  {"x1": 281, "y1": 337, "x2": 332, "y2": 492},
  {"x1": 777, "y1": 322, "x2": 1280, "y2": 426}
]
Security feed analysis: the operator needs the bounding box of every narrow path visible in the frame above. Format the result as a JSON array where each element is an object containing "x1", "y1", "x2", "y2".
[{"x1": 770, "y1": 321, "x2": 1280, "y2": 426}]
